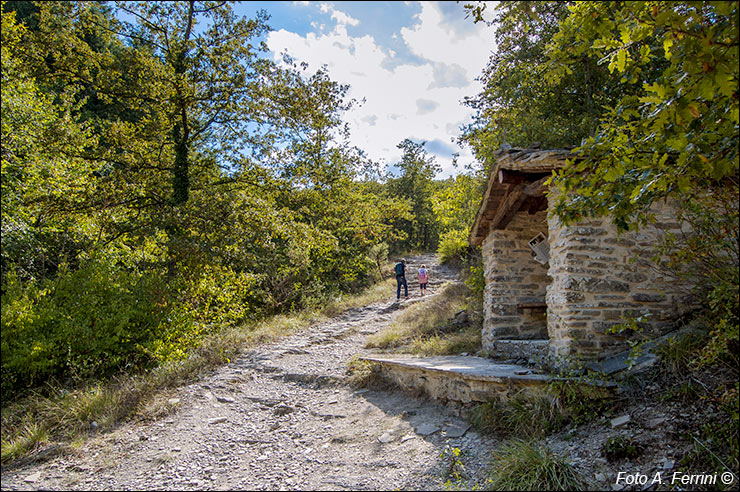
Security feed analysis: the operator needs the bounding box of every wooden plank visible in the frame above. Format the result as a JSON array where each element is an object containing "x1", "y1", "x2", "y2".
[
  {"x1": 522, "y1": 175, "x2": 550, "y2": 197},
  {"x1": 491, "y1": 176, "x2": 551, "y2": 230},
  {"x1": 498, "y1": 169, "x2": 527, "y2": 185},
  {"x1": 516, "y1": 302, "x2": 548, "y2": 310},
  {"x1": 490, "y1": 183, "x2": 527, "y2": 230}
]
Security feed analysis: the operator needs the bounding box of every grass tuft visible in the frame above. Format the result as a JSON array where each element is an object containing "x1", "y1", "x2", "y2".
[
  {"x1": 345, "y1": 356, "x2": 386, "y2": 389},
  {"x1": 469, "y1": 389, "x2": 568, "y2": 439},
  {"x1": 486, "y1": 439, "x2": 587, "y2": 491},
  {"x1": 0, "y1": 421, "x2": 49, "y2": 463},
  {"x1": 655, "y1": 330, "x2": 710, "y2": 374}
]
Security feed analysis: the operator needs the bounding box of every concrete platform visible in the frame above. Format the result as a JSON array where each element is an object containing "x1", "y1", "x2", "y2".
[{"x1": 360, "y1": 355, "x2": 614, "y2": 404}]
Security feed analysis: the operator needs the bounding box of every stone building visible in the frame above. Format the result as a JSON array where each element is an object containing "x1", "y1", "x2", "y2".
[{"x1": 469, "y1": 147, "x2": 692, "y2": 367}]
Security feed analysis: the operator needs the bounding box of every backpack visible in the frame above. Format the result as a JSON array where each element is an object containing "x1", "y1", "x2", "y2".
[
  {"x1": 418, "y1": 268, "x2": 427, "y2": 282},
  {"x1": 394, "y1": 262, "x2": 404, "y2": 276}
]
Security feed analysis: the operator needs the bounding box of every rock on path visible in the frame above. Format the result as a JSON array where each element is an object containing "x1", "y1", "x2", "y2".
[{"x1": 0, "y1": 255, "x2": 496, "y2": 491}]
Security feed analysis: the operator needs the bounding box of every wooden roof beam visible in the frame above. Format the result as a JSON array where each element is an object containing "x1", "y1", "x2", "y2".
[{"x1": 490, "y1": 176, "x2": 551, "y2": 230}]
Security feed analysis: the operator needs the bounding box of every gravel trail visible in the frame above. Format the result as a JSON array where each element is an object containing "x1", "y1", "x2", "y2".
[{"x1": 1, "y1": 254, "x2": 497, "y2": 491}]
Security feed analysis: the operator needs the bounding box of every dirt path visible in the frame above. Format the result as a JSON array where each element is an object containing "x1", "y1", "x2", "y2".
[{"x1": 1, "y1": 254, "x2": 497, "y2": 491}]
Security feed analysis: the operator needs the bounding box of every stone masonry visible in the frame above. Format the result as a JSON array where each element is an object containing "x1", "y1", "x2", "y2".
[
  {"x1": 481, "y1": 209, "x2": 549, "y2": 344},
  {"x1": 471, "y1": 147, "x2": 695, "y2": 367},
  {"x1": 545, "y1": 196, "x2": 692, "y2": 361}
]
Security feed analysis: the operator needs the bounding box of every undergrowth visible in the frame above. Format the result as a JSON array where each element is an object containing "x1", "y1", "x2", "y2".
[
  {"x1": 468, "y1": 389, "x2": 568, "y2": 439},
  {"x1": 654, "y1": 330, "x2": 739, "y2": 485}
]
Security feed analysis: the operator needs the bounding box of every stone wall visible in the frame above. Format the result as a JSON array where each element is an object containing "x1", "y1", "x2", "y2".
[
  {"x1": 481, "y1": 209, "x2": 550, "y2": 354},
  {"x1": 546, "y1": 197, "x2": 693, "y2": 362}
]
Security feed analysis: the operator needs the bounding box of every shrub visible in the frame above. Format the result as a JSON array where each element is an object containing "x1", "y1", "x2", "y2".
[
  {"x1": 547, "y1": 379, "x2": 613, "y2": 425},
  {"x1": 655, "y1": 331, "x2": 711, "y2": 375},
  {"x1": 486, "y1": 439, "x2": 587, "y2": 491},
  {"x1": 465, "y1": 261, "x2": 485, "y2": 301},
  {"x1": 654, "y1": 189, "x2": 739, "y2": 373},
  {"x1": 437, "y1": 229, "x2": 470, "y2": 264},
  {"x1": 1, "y1": 259, "x2": 172, "y2": 398}
]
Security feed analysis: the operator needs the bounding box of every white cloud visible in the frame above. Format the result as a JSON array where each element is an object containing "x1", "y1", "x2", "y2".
[
  {"x1": 266, "y1": 2, "x2": 494, "y2": 178},
  {"x1": 331, "y1": 10, "x2": 359, "y2": 26},
  {"x1": 416, "y1": 99, "x2": 439, "y2": 115}
]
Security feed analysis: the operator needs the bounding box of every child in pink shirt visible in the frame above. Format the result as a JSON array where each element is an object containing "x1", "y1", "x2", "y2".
[{"x1": 418, "y1": 265, "x2": 429, "y2": 296}]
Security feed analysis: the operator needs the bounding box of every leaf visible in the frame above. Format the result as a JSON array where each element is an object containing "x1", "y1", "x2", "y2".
[
  {"x1": 616, "y1": 48, "x2": 627, "y2": 73},
  {"x1": 677, "y1": 175, "x2": 690, "y2": 193},
  {"x1": 663, "y1": 37, "x2": 674, "y2": 60},
  {"x1": 620, "y1": 28, "x2": 631, "y2": 45}
]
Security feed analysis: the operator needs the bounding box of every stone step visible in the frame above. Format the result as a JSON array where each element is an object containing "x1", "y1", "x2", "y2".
[{"x1": 360, "y1": 355, "x2": 615, "y2": 404}]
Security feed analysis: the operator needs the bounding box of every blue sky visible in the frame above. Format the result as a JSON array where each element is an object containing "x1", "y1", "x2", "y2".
[{"x1": 233, "y1": 1, "x2": 497, "y2": 178}]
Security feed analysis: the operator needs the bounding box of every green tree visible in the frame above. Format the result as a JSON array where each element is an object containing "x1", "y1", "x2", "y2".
[
  {"x1": 544, "y1": 0, "x2": 738, "y2": 368},
  {"x1": 545, "y1": 1, "x2": 738, "y2": 229},
  {"x1": 432, "y1": 173, "x2": 484, "y2": 234},
  {"x1": 460, "y1": 1, "x2": 622, "y2": 170},
  {"x1": 388, "y1": 139, "x2": 442, "y2": 252},
  {"x1": 1, "y1": 2, "x2": 98, "y2": 281},
  {"x1": 260, "y1": 61, "x2": 410, "y2": 295},
  {"x1": 112, "y1": 0, "x2": 273, "y2": 205}
]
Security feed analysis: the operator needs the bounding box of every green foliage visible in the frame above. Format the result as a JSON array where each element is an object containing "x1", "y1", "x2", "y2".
[
  {"x1": 0, "y1": 0, "x2": 421, "y2": 403},
  {"x1": 547, "y1": 2, "x2": 739, "y2": 231},
  {"x1": 601, "y1": 436, "x2": 642, "y2": 462},
  {"x1": 653, "y1": 190, "x2": 739, "y2": 370},
  {"x1": 463, "y1": 0, "x2": 738, "y2": 382},
  {"x1": 432, "y1": 173, "x2": 483, "y2": 233},
  {"x1": 1, "y1": 257, "x2": 171, "y2": 396},
  {"x1": 465, "y1": 258, "x2": 485, "y2": 301},
  {"x1": 460, "y1": 1, "x2": 617, "y2": 163},
  {"x1": 437, "y1": 229, "x2": 470, "y2": 264},
  {"x1": 546, "y1": 378, "x2": 614, "y2": 426},
  {"x1": 486, "y1": 439, "x2": 587, "y2": 491}
]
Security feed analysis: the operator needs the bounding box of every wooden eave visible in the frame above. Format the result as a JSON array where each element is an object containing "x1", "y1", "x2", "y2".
[{"x1": 469, "y1": 148, "x2": 579, "y2": 247}]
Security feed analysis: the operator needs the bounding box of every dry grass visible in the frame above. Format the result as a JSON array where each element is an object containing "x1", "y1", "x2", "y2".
[
  {"x1": 408, "y1": 327, "x2": 481, "y2": 356},
  {"x1": 322, "y1": 277, "x2": 396, "y2": 318},
  {"x1": 365, "y1": 282, "x2": 481, "y2": 356}
]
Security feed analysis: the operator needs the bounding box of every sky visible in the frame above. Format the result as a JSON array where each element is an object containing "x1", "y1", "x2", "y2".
[{"x1": 233, "y1": 1, "x2": 497, "y2": 179}]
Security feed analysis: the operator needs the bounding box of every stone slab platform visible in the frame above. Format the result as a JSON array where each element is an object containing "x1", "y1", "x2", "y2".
[{"x1": 360, "y1": 355, "x2": 614, "y2": 404}]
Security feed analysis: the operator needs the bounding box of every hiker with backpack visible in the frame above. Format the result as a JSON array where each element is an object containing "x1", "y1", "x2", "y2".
[
  {"x1": 418, "y1": 264, "x2": 429, "y2": 296},
  {"x1": 394, "y1": 259, "x2": 408, "y2": 301}
]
